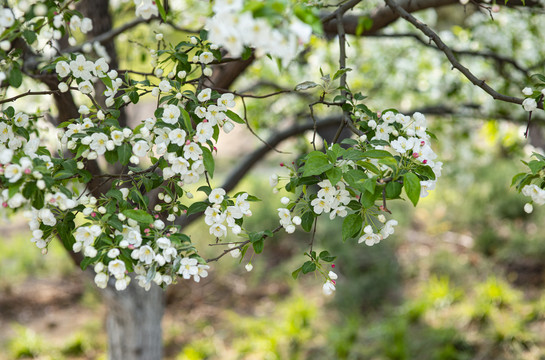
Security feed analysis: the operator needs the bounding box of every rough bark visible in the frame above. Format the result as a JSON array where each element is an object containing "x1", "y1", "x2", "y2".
[{"x1": 102, "y1": 279, "x2": 165, "y2": 360}]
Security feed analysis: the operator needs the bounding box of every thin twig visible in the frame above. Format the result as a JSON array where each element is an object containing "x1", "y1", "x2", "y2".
[
  {"x1": 524, "y1": 94, "x2": 545, "y2": 138},
  {"x1": 240, "y1": 96, "x2": 287, "y2": 154},
  {"x1": 0, "y1": 90, "x2": 59, "y2": 105}
]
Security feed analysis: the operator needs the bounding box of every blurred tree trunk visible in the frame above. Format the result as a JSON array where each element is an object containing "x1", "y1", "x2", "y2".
[{"x1": 102, "y1": 279, "x2": 165, "y2": 360}]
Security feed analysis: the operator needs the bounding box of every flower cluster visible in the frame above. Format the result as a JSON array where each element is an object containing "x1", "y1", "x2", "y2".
[
  {"x1": 206, "y1": 0, "x2": 312, "y2": 64},
  {"x1": 357, "y1": 219, "x2": 398, "y2": 246},
  {"x1": 204, "y1": 188, "x2": 253, "y2": 238},
  {"x1": 310, "y1": 179, "x2": 350, "y2": 219},
  {"x1": 322, "y1": 270, "x2": 338, "y2": 296},
  {"x1": 521, "y1": 86, "x2": 545, "y2": 112},
  {"x1": 134, "y1": 0, "x2": 158, "y2": 20},
  {"x1": 372, "y1": 111, "x2": 442, "y2": 196},
  {"x1": 277, "y1": 205, "x2": 301, "y2": 234},
  {"x1": 521, "y1": 184, "x2": 545, "y2": 214},
  {"x1": 0, "y1": 29, "x2": 253, "y2": 291}
]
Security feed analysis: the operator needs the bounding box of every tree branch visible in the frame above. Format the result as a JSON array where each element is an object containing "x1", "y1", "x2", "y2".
[
  {"x1": 384, "y1": 0, "x2": 541, "y2": 110},
  {"x1": 0, "y1": 90, "x2": 59, "y2": 105}
]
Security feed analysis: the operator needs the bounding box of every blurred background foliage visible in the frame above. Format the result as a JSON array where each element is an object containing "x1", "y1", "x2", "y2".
[{"x1": 3, "y1": 1, "x2": 545, "y2": 359}]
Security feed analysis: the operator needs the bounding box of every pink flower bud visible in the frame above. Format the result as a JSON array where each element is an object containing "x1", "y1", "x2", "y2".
[
  {"x1": 91, "y1": 212, "x2": 97, "y2": 217},
  {"x1": 412, "y1": 152, "x2": 419, "y2": 158},
  {"x1": 24, "y1": 168, "x2": 31, "y2": 174},
  {"x1": 203, "y1": 119, "x2": 208, "y2": 123},
  {"x1": 128, "y1": 244, "x2": 135, "y2": 249},
  {"x1": 423, "y1": 160, "x2": 427, "y2": 164},
  {"x1": 280, "y1": 162, "x2": 284, "y2": 167},
  {"x1": 154, "y1": 214, "x2": 159, "y2": 219},
  {"x1": 421, "y1": 141, "x2": 425, "y2": 146},
  {"x1": 185, "y1": 140, "x2": 191, "y2": 145},
  {"x1": 166, "y1": 233, "x2": 171, "y2": 237},
  {"x1": 2, "y1": 202, "x2": 7, "y2": 208},
  {"x1": 332, "y1": 280, "x2": 336, "y2": 285},
  {"x1": 331, "y1": 264, "x2": 335, "y2": 268}
]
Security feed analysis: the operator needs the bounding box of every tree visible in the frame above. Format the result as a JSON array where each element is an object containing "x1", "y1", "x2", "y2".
[{"x1": 1, "y1": 0, "x2": 544, "y2": 358}]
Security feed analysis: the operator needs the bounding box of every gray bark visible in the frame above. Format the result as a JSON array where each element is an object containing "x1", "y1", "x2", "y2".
[{"x1": 101, "y1": 278, "x2": 165, "y2": 360}]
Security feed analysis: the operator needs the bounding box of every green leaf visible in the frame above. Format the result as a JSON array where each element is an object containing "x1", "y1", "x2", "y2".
[
  {"x1": 511, "y1": 172, "x2": 527, "y2": 188},
  {"x1": 197, "y1": 185, "x2": 212, "y2": 195},
  {"x1": 104, "y1": 150, "x2": 118, "y2": 164},
  {"x1": 332, "y1": 68, "x2": 352, "y2": 81},
  {"x1": 8, "y1": 63, "x2": 23, "y2": 88},
  {"x1": 301, "y1": 261, "x2": 316, "y2": 274},
  {"x1": 80, "y1": 170, "x2": 92, "y2": 183},
  {"x1": 319, "y1": 250, "x2": 336, "y2": 262},
  {"x1": 362, "y1": 177, "x2": 376, "y2": 194},
  {"x1": 362, "y1": 149, "x2": 393, "y2": 158},
  {"x1": 303, "y1": 151, "x2": 332, "y2": 177},
  {"x1": 358, "y1": 161, "x2": 381, "y2": 174},
  {"x1": 201, "y1": 146, "x2": 214, "y2": 178},
  {"x1": 187, "y1": 201, "x2": 208, "y2": 216},
  {"x1": 326, "y1": 167, "x2": 342, "y2": 185},
  {"x1": 378, "y1": 157, "x2": 398, "y2": 170},
  {"x1": 528, "y1": 160, "x2": 545, "y2": 174},
  {"x1": 416, "y1": 164, "x2": 436, "y2": 180},
  {"x1": 54, "y1": 170, "x2": 74, "y2": 180},
  {"x1": 156, "y1": 0, "x2": 167, "y2": 21},
  {"x1": 80, "y1": 256, "x2": 96, "y2": 271},
  {"x1": 403, "y1": 172, "x2": 421, "y2": 206},
  {"x1": 301, "y1": 211, "x2": 315, "y2": 232},
  {"x1": 128, "y1": 91, "x2": 139, "y2": 104},
  {"x1": 295, "y1": 81, "x2": 319, "y2": 91},
  {"x1": 106, "y1": 189, "x2": 124, "y2": 202},
  {"x1": 4, "y1": 106, "x2": 14, "y2": 118},
  {"x1": 225, "y1": 110, "x2": 245, "y2": 124},
  {"x1": 342, "y1": 213, "x2": 363, "y2": 241},
  {"x1": 343, "y1": 169, "x2": 367, "y2": 193},
  {"x1": 122, "y1": 209, "x2": 154, "y2": 225},
  {"x1": 117, "y1": 143, "x2": 131, "y2": 166},
  {"x1": 292, "y1": 267, "x2": 302, "y2": 279},
  {"x1": 241, "y1": 46, "x2": 252, "y2": 60},
  {"x1": 386, "y1": 181, "x2": 402, "y2": 198},
  {"x1": 22, "y1": 30, "x2": 37, "y2": 44},
  {"x1": 252, "y1": 239, "x2": 264, "y2": 254},
  {"x1": 180, "y1": 108, "x2": 192, "y2": 132}
]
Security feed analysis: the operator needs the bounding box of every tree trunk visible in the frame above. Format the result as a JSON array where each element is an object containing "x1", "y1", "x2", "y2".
[{"x1": 101, "y1": 278, "x2": 165, "y2": 360}]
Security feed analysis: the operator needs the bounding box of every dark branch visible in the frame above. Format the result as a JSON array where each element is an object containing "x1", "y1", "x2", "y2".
[{"x1": 384, "y1": 0, "x2": 542, "y2": 110}]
